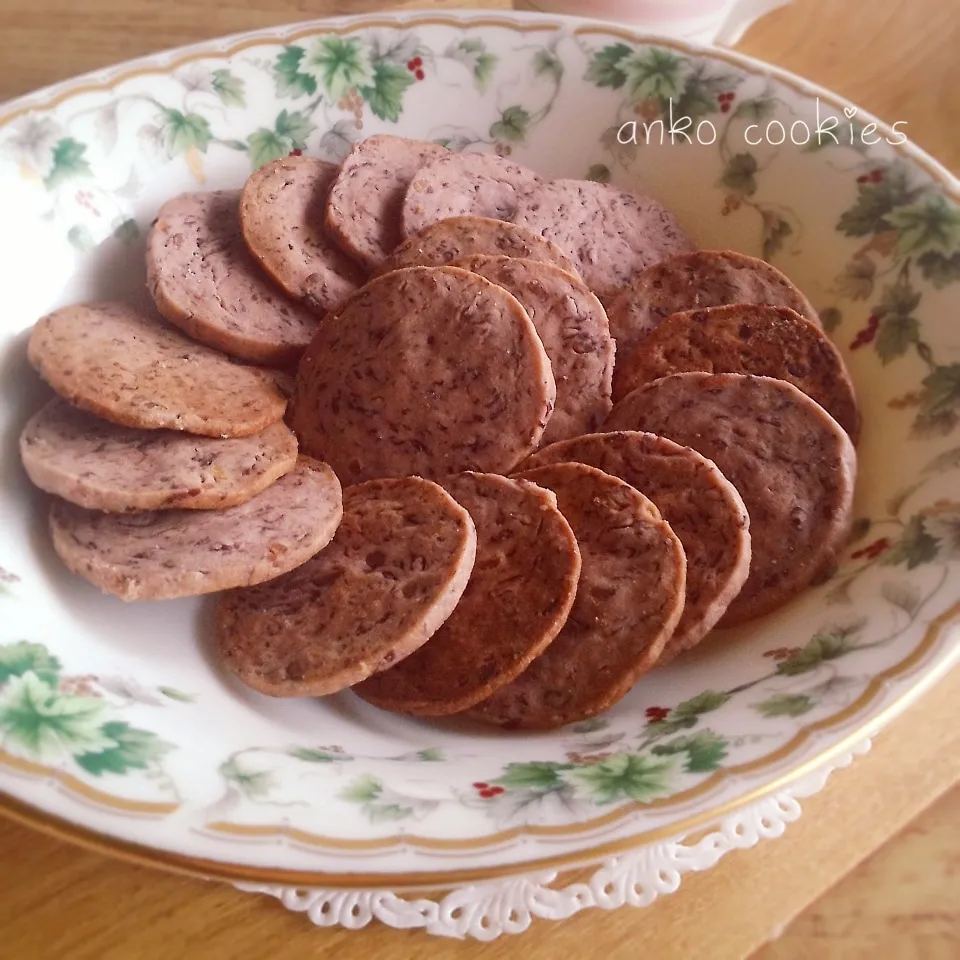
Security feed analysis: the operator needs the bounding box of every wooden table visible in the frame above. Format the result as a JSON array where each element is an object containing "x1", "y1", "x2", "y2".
[{"x1": 1, "y1": 1, "x2": 958, "y2": 957}]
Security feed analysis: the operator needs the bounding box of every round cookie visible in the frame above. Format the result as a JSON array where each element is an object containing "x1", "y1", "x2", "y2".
[
  {"x1": 511, "y1": 179, "x2": 694, "y2": 301},
  {"x1": 325, "y1": 135, "x2": 448, "y2": 270},
  {"x1": 467, "y1": 463, "x2": 686, "y2": 730},
  {"x1": 147, "y1": 190, "x2": 322, "y2": 367},
  {"x1": 216, "y1": 476, "x2": 477, "y2": 697},
  {"x1": 523, "y1": 431, "x2": 750, "y2": 661},
  {"x1": 27, "y1": 302, "x2": 287, "y2": 438},
  {"x1": 290, "y1": 266, "x2": 556, "y2": 485},
  {"x1": 239, "y1": 155, "x2": 367, "y2": 314},
  {"x1": 604, "y1": 373, "x2": 857, "y2": 626},
  {"x1": 606, "y1": 249, "x2": 820, "y2": 366},
  {"x1": 613, "y1": 303, "x2": 861, "y2": 441},
  {"x1": 353, "y1": 473, "x2": 581, "y2": 715},
  {"x1": 377, "y1": 215, "x2": 579, "y2": 278},
  {"x1": 49, "y1": 458, "x2": 342, "y2": 601},
  {"x1": 402, "y1": 151, "x2": 542, "y2": 237},
  {"x1": 19, "y1": 398, "x2": 298, "y2": 512},
  {"x1": 452, "y1": 256, "x2": 615, "y2": 444}
]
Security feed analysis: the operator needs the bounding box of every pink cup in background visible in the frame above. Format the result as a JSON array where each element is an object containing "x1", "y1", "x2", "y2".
[{"x1": 513, "y1": 0, "x2": 793, "y2": 45}]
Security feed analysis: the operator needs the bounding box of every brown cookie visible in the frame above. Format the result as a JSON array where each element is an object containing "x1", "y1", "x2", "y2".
[
  {"x1": 604, "y1": 373, "x2": 856, "y2": 625},
  {"x1": 613, "y1": 303, "x2": 861, "y2": 441},
  {"x1": 353, "y1": 473, "x2": 581, "y2": 715},
  {"x1": 49, "y1": 457, "x2": 342, "y2": 601},
  {"x1": 325, "y1": 135, "x2": 448, "y2": 270},
  {"x1": 147, "y1": 190, "x2": 322, "y2": 367},
  {"x1": 467, "y1": 463, "x2": 686, "y2": 729},
  {"x1": 290, "y1": 266, "x2": 556, "y2": 485},
  {"x1": 452, "y1": 256, "x2": 615, "y2": 444},
  {"x1": 216, "y1": 476, "x2": 477, "y2": 697},
  {"x1": 19, "y1": 397, "x2": 298, "y2": 512},
  {"x1": 27, "y1": 302, "x2": 287, "y2": 438},
  {"x1": 377, "y1": 215, "x2": 579, "y2": 278},
  {"x1": 605, "y1": 249, "x2": 820, "y2": 366},
  {"x1": 523, "y1": 431, "x2": 750, "y2": 661},
  {"x1": 402, "y1": 151, "x2": 542, "y2": 236},
  {"x1": 511, "y1": 179, "x2": 695, "y2": 301},
  {"x1": 239, "y1": 155, "x2": 367, "y2": 314}
]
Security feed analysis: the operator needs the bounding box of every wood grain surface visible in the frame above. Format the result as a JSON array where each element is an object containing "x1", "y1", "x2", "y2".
[{"x1": 1, "y1": 0, "x2": 958, "y2": 957}]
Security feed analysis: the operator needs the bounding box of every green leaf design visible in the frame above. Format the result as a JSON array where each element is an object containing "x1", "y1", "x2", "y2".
[
  {"x1": 876, "y1": 277, "x2": 922, "y2": 319},
  {"x1": 914, "y1": 364, "x2": 960, "y2": 438},
  {"x1": 0, "y1": 673, "x2": 112, "y2": 762},
  {"x1": 416, "y1": 747, "x2": 444, "y2": 762},
  {"x1": 367, "y1": 802, "x2": 413, "y2": 823},
  {"x1": 672, "y1": 65, "x2": 736, "y2": 124},
  {"x1": 849, "y1": 517, "x2": 872, "y2": 543},
  {"x1": 67, "y1": 225, "x2": 95, "y2": 252},
  {"x1": 533, "y1": 49, "x2": 563, "y2": 83},
  {"x1": 585, "y1": 43, "x2": 633, "y2": 89},
  {"x1": 586, "y1": 163, "x2": 612, "y2": 184},
  {"x1": 621, "y1": 47, "x2": 689, "y2": 102},
  {"x1": 761, "y1": 210, "x2": 793, "y2": 259},
  {"x1": 673, "y1": 690, "x2": 731, "y2": 718},
  {"x1": 158, "y1": 109, "x2": 212, "y2": 157},
  {"x1": 273, "y1": 46, "x2": 318, "y2": 99},
  {"x1": 752, "y1": 693, "x2": 815, "y2": 718},
  {"x1": 917, "y1": 250, "x2": 960, "y2": 289},
  {"x1": 303, "y1": 36, "x2": 373, "y2": 100},
  {"x1": 246, "y1": 110, "x2": 315, "y2": 169},
  {"x1": 734, "y1": 96, "x2": 776, "y2": 122},
  {"x1": 776, "y1": 623, "x2": 865, "y2": 676},
  {"x1": 158, "y1": 686, "x2": 196, "y2": 703},
  {"x1": 359, "y1": 61, "x2": 414, "y2": 123},
  {"x1": 0, "y1": 642, "x2": 61, "y2": 686},
  {"x1": 652, "y1": 730, "x2": 729, "y2": 772},
  {"x1": 819, "y1": 306, "x2": 842, "y2": 333},
  {"x1": 875, "y1": 313, "x2": 920, "y2": 363},
  {"x1": 886, "y1": 194, "x2": 960, "y2": 256},
  {"x1": 571, "y1": 717, "x2": 610, "y2": 734},
  {"x1": 837, "y1": 168, "x2": 920, "y2": 237},
  {"x1": 880, "y1": 581, "x2": 922, "y2": 616},
  {"x1": 288, "y1": 747, "x2": 342, "y2": 763},
  {"x1": 340, "y1": 773, "x2": 382, "y2": 803},
  {"x1": 923, "y1": 447, "x2": 960, "y2": 474},
  {"x1": 647, "y1": 714, "x2": 699, "y2": 736},
  {"x1": 835, "y1": 256, "x2": 876, "y2": 300},
  {"x1": 882, "y1": 515, "x2": 940, "y2": 569},
  {"x1": 75, "y1": 721, "x2": 172, "y2": 776},
  {"x1": 720, "y1": 153, "x2": 758, "y2": 196},
  {"x1": 219, "y1": 758, "x2": 275, "y2": 799},
  {"x1": 886, "y1": 481, "x2": 923, "y2": 517},
  {"x1": 211, "y1": 69, "x2": 246, "y2": 108},
  {"x1": 475, "y1": 51, "x2": 498, "y2": 91},
  {"x1": 573, "y1": 753, "x2": 675, "y2": 804},
  {"x1": 111, "y1": 218, "x2": 139, "y2": 244},
  {"x1": 493, "y1": 761, "x2": 569, "y2": 792},
  {"x1": 490, "y1": 105, "x2": 532, "y2": 143},
  {"x1": 44, "y1": 138, "x2": 91, "y2": 189}
]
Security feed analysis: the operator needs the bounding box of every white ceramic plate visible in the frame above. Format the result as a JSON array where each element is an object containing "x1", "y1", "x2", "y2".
[{"x1": 1, "y1": 11, "x2": 959, "y2": 890}]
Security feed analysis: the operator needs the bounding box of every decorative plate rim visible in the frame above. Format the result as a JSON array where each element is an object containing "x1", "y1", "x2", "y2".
[{"x1": 1, "y1": 9, "x2": 959, "y2": 890}]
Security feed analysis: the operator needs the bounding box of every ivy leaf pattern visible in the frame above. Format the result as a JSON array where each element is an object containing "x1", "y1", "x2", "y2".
[
  {"x1": 913, "y1": 364, "x2": 960, "y2": 438},
  {"x1": 303, "y1": 36, "x2": 374, "y2": 101},
  {"x1": 359, "y1": 61, "x2": 414, "y2": 123},
  {"x1": 835, "y1": 256, "x2": 876, "y2": 300},
  {"x1": 573, "y1": 753, "x2": 675, "y2": 804},
  {"x1": 44, "y1": 137, "x2": 91, "y2": 188},
  {"x1": 493, "y1": 761, "x2": 570, "y2": 792},
  {"x1": 584, "y1": 43, "x2": 633, "y2": 89},
  {"x1": 720, "y1": 153, "x2": 758, "y2": 196},
  {"x1": 75, "y1": 721, "x2": 172, "y2": 776},
  {"x1": 819, "y1": 306, "x2": 843, "y2": 333},
  {"x1": 586, "y1": 163, "x2": 612, "y2": 184},
  {"x1": 621, "y1": 48, "x2": 689, "y2": 103},
  {"x1": 761, "y1": 210, "x2": 793, "y2": 259},
  {"x1": 211, "y1": 69, "x2": 246, "y2": 108},
  {"x1": 533, "y1": 49, "x2": 563, "y2": 84},
  {"x1": 776, "y1": 623, "x2": 865, "y2": 676},
  {"x1": 837, "y1": 168, "x2": 921, "y2": 237},
  {"x1": 917, "y1": 250, "x2": 960, "y2": 288},
  {"x1": 490, "y1": 105, "x2": 532, "y2": 143},
  {"x1": 876, "y1": 313, "x2": 920, "y2": 363},
  {"x1": 673, "y1": 690, "x2": 731, "y2": 717},
  {"x1": 158, "y1": 109, "x2": 212, "y2": 157},
  {"x1": 0, "y1": 642, "x2": 61, "y2": 686},
  {"x1": 883, "y1": 515, "x2": 941, "y2": 568},
  {"x1": 752, "y1": 693, "x2": 815, "y2": 718},
  {"x1": 886, "y1": 194, "x2": 960, "y2": 256},
  {"x1": 652, "y1": 731, "x2": 729, "y2": 772},
  {"x1": 273, "y1": 46, "x2": 318, "y2": 99},
  {"x1": 246, "y1": 109, "x2": 315, "y2": 169}
]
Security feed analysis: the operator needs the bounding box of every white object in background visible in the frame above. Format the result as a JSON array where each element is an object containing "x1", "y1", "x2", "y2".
[{"x1": 513, "y1": 0, "x2": 793, "y2": 45}]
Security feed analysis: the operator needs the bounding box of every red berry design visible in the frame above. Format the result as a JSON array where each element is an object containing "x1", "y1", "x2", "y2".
[
  {"x1": 720, "y1": 103, "x2": 731, "y2": 113},
  {"x1": 645, "y1": 706, "x2": 670, "y2": 723},
  {"x1": 488, "y1": 786, "x2": 505, "y2": 796},
  {"x1": 472, "y1": 782, "x2": 489, "y2": 790},
  {"x1": 763, "y1": 646, "x2": 801, "y2": 661},
  {"x1": 850, "y1": 315, "x2": 880, "y2": 350},
  {"x1": 288, "y1": 148, "x2": 303, "y2": 157},
  {"x1": 415, "y1": 68, "x2": 425, "y2": 81},
  {"x1": 857, "y1": 174, "x2": 869, "y2": 184},
  {"x1": 851, "y1": 537, "x2": 891, "y2": 561},
  {"x1": 870, "y1": 169, "x2": 884, "y2": 182},
  {"x1": 479, "y1": 788, "x2": 497, "y2": 799}
]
